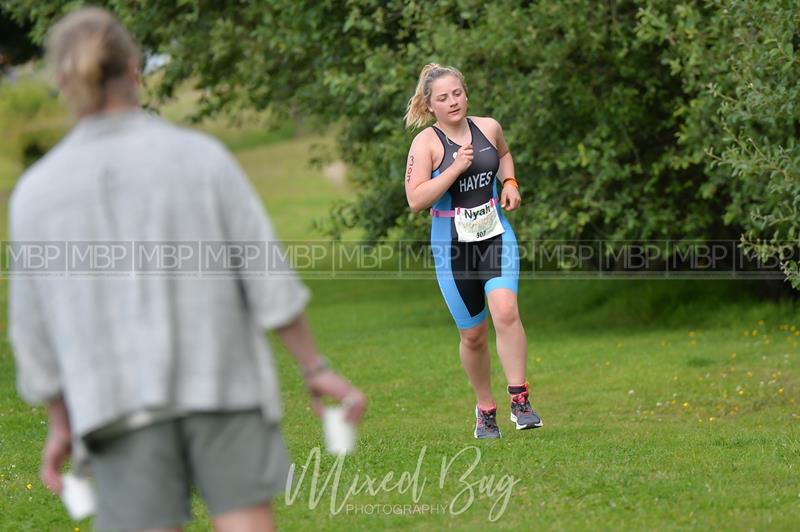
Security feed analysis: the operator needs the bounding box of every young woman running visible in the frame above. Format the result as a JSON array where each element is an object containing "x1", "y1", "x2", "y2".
[{"x1": 404, "y1": 63, "x2": 542, "y2": 439}]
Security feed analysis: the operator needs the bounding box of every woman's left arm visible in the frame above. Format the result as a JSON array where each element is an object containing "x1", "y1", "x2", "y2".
[{"x1": 494, "y1": 120, "x2": 521, "y2": 211}]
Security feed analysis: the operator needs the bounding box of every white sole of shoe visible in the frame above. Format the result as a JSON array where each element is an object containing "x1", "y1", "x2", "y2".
[{"x1": 510, "y1": 413, "x2": 544, "y2": 430}]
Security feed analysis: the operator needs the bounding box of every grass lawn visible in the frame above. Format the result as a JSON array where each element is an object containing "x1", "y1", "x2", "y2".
[
  {"x1": 260, "y1": 277, "x2": 800, "y2": 531},
  {"x1": 0, "y1": 115, "x2": 799, "y2": 530}
]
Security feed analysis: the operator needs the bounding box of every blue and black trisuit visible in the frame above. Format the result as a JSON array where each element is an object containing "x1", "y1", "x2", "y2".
[{"x1": 429, "y1": 118, "x2": 519, "y2": 329}]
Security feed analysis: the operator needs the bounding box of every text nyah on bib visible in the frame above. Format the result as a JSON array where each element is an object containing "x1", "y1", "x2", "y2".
[{"x1": 454, "y1": 198, "x2": 505, "y2": 242}]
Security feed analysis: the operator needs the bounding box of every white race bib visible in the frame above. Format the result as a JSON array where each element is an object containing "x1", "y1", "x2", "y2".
[{"x1": 454, "y1": 198, "x2": 505, "y2": 242}]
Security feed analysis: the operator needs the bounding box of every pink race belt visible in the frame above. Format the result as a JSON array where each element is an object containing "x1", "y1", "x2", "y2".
[{"x1": 430, "y1": 198, "x2": 498, "y2": 218}]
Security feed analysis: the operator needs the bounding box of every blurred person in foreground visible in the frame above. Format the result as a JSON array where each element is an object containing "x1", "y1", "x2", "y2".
[{"x1": 8, "y1": 7, "x2": 366, "y2": 531}]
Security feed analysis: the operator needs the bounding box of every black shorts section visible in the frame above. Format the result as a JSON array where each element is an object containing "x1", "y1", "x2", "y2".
[{"x1": 451, "y1": 235, "x2": 504, "y2": 317}]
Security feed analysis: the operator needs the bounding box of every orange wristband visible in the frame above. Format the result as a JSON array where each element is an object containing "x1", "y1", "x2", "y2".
[{"x1": 502, "y1": 177, "x2": 519, "y2": 189}]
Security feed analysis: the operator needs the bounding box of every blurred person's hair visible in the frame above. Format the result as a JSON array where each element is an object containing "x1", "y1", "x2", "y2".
[
  {"x1": 404, "y1": 63, "x2": 467, "y2": 130},
  {"x1": 46, "y1": 7, "x2": 141, "y2": 115}
]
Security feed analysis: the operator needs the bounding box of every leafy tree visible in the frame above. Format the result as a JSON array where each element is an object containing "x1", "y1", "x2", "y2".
[
  {"x1": 3, "y1": 0, "x2": 799, "y2": 288},
  {"x1": 637, "y1": 0, "x2": 800, "y2": 286},
  {"x1": 0, "y1": 5, "x2": 40, "y2": 67},
  {"x1": 709, "y1": 1, "x2": 800, "y2": 289}
]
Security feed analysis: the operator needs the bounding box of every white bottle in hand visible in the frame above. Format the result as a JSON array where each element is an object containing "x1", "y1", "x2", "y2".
[
  {"x1": 323, "y1": 398, "x2": 357, "y2": 455},
  {"x1": 61, "y1": 441, "x2": 96, "y2": 520}
]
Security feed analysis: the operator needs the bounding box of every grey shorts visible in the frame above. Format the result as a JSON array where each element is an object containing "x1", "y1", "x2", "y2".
[{"x1": 87, "y1": 409, "x2": 291, "y2": 531}]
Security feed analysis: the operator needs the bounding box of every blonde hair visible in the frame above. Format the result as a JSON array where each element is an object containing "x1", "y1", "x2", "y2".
[
  {"x1": 46, "y1": 7, "x2": 141, "y2": 115},
  {"x1": 404, "y1": 63, "x2": 467, "y2": 129}
]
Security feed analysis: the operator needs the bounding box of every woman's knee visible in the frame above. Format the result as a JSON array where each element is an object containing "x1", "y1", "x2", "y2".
[
  {"x1": 459, "y1": 323, "x2": 488, "y2": 350},
  {"x1": 490, "y1": 299, "x2": 520, "y2": 329}
]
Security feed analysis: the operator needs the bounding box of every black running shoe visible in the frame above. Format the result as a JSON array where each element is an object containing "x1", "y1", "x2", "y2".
[{"x1": 474, "y1": 405, "x2": 501, "y2": 439}]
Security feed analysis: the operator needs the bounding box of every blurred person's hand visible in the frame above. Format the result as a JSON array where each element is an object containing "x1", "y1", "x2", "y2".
[
  {"x1": 275, "y1": 314, "x2": 367, "y2": 424},
  {"x1": 41, "y1": 398, "x2": 72, "y2": 493},
  {"x1": 305, "y1": 370, "x2": 367, "y2": 425},
  {"x1": 41, "y1": 432, "x2": 70, "y2": 493}
]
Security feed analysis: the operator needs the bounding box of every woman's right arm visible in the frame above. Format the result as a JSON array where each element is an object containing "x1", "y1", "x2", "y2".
[{"x1": 404, "y1": 133, "x2": 473, "y2": 213}]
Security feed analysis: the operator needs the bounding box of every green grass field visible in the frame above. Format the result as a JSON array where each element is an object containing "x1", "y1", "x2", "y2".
[{"x1": 1, "y1": 111, "x2": 799, "y2": 530}]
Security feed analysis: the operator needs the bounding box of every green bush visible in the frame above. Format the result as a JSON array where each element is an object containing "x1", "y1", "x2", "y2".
[
  {"x1": 0, "y1": 77, "x2": 67, "y2": 168},
  {"x1": 5, "y1": 0, "x2": 799, "y2": 287},
  {"x1": 633, "y1": 0, "x2": 799, "y2": 287}
]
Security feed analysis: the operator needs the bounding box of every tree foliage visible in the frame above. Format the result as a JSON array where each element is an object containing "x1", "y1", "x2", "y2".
[
  {"x1": 3, "y1": 0, "x2": 799, "y2": 285},
  {"x1": 0, "y1": 4, "x2": 40, "y2": 66}
]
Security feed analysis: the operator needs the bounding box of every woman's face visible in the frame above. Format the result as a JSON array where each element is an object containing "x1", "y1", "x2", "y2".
[{"x1": 428, "y1": 74, "x2": 467, "y2": 125}]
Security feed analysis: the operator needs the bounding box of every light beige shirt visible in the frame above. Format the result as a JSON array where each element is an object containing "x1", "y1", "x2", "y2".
[{"x1": 9, "y1": 109, "x2": 310, "y2": 438}]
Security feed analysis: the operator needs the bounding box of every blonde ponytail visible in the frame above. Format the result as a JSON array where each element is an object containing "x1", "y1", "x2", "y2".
[
  {"x1": 404, "y1": 63, "x2": 467, "y2": 129},
  {"x1": 46, "y1": 7, "x2": 141, "y2": 116}
]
